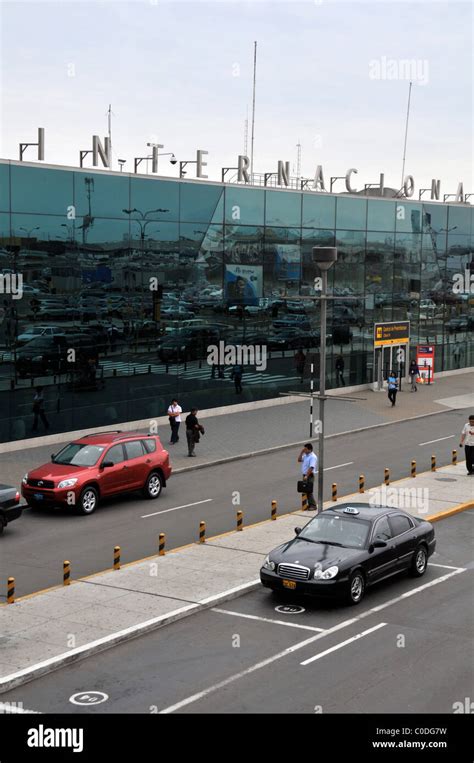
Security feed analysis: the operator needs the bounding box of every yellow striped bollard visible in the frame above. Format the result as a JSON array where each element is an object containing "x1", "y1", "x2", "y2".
[
  {"x1": 332, "y1": 483, "x2": 337, "y2": 502},
  {"x1": 113, "y1": 546, "x2": 121, "y2": 570},
  {"x1": 63, "y1": 560, "x2": 71, "y2": 586},
  {"x1": 236, "y1": 510, "x2": 243, "y2": 531},
  {"x1": 7, "y1": 577, "x2": 15, "y2": 604},
  {"x1": 384, "y1": 468, "x2": 390, "y2": 486},
  {"x1": 452, "y1": 449, "x2": 457, "y2": 465},
  {"x1": 359, "y1": 475, "x2": 365, "y2": 493},
  {"x1": 271, "y1": 500, "x2": 277, "y2": 521},
  {"x1": 199, "y1": 521, "x2": 206, "y2": 543},
  {"x1": 158, "y1": 533, "x2": 166, "y2": 556},
  {"x1": 411, "y1": 460, "x2": 416, "y2": 478},
  {"x1": 431, "y1": 455, "x2": 436, "y2": 472}
]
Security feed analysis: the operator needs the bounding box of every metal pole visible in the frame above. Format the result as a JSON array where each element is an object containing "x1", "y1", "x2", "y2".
[
  {"x1": 318, "y1": 271, "x2": 327, "y2": 512},
  {"x1": 250, "y1": 41, "x2": 257, "y2": 181},
  {"x1": 310, "y1": 362, "x2": 314, "y2": 438},
  {"x1": 400, "y1": 81, "x2": 412, "y2": 187}
]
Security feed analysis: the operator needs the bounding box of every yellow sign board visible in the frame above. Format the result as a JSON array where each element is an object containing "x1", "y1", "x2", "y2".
[{"x1": 374, "y1": 321, "x2": 410, "y2": 347}]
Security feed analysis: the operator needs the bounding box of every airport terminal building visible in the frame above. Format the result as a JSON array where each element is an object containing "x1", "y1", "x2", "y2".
[{"x1": 0, "y1": 158, "x2": 472, "y2": 442}]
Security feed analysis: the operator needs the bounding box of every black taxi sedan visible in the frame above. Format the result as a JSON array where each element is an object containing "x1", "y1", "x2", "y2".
[{"x1": 260, "y1": 503, "x2": 436, "y2": 605}]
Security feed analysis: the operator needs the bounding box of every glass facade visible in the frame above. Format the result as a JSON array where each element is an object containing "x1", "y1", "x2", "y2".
[{"x1": 0, "y1": 159, "x2": 472, "y2": 443}]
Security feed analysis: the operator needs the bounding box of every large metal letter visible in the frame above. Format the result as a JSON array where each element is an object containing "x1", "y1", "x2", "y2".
[
  {"x1": 403, "y1": 175, "x2": 415, "y2": 197},
  {"x1": 92, "y1": 135, "x2": 110, "y2": 168},
  {"x1": 238, "y1": 155, "x2": 250, "y2": 183},
  {"x1": 152, "y1": 144, "x2": 164, "y2": 174},
  {"x1": 38, "y1": 128, "x2": 45, "y2": 160},
  {"x1": 455, "y1": 182, "x2": 464, "y2": 203},
  {"x1": 277, "y1": 160, "x2": 290, "y2": 187},
  {"x1": 345, "y1": 168, "x2": 358, "y2": 193},
  {"x1": 313, "y1": 165, "x2": 326, "y2": 192},
  {"x1": 430, "y1": 179, "x2": 440, "y2": 200},
  {"x1": 197, "y1": 150, "x2": 208, "y2": 178}
]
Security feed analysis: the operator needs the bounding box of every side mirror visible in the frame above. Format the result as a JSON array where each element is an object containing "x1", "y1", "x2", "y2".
[
  {"x1": 372, "y1": 539, "x2": 387, "y2": 549},
  {"x1": 51, "y1": 454, "x2": 55, "y2": 461},
  {"x1": 294, "y1": 527, "x2": 302, "y2": 535},
  {"x1": 101, "y1": 460, "x2": 114, "y2": 469}
]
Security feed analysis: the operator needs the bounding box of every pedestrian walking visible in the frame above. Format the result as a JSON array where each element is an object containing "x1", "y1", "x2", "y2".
[
  {"x1": 185, "y1": 407, "x2": 204, "y2": 457},
  {"x1": 297, "y1": 443, "x2": 318, "y2": 510},
  {"x1": 335, "y1": 354, "x2": 345, "y2": 387},
  {"x1": 230, "y1": 363, "x2": 243, "y2": 393},
  {"x1": 387, "y1": 370, "x2": 398, "y2": 407},
  {"x1": 32, "y1": 386, "x2": 49, "y2": 432},
  {"x1": 294, "y1": 349, "x2": 306, "y2": 383},
  {"x1": 167, "y1": 398, "x2": 182, "y2": 444},
  {"x1": 409, "y1": 359, "x2": 419, "y2": 391},
  {"x1": 459, "y1": 414, "x2": 474, "y2": 475},
  {"x1": 453, "y1": 341, "x2": 463, "y2": 369}
]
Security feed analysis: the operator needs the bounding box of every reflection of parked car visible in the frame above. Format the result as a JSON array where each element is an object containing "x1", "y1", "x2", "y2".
[
  {"x1": 273, "y1": 316, "x2": 311, "y2": 332},
  {"x1": 16, "y1": 334, "x2": 99, "y2": 378},
  {"x1": 16, "y1": 325, "x2": 65, "y2": 347},
  {"x1": 158, "y1": 327, "x2": 223, "y2": 363},
  {"x1": 446, "y1": 316, "x2": 473, "y2": 333}
]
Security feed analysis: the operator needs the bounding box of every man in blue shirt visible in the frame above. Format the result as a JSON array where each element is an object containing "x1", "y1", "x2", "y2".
[
  {"x1": 298, "y1": 443, "x2": 318, "y2": 510},
  {"x1": 387, "y1": 371, "x2": 398, "y2": 407}
]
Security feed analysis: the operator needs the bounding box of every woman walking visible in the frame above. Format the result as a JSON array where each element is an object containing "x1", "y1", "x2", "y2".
[
  {"x1": 409, "y1": 359, "x2": 419, "y2": 392},
  {"x1": 185, "y1": 407, "x2": 204, "y2": 457},
  {"x1": 167, "y1": 399, "x2": 182, "y2": 444}
]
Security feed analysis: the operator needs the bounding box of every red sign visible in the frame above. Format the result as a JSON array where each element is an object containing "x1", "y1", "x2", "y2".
[{"x1": 416, "y1": 345, "x2": 435, "y2": 384}]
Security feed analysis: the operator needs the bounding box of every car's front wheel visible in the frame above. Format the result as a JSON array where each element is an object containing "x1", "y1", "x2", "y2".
[
  {"x1": 143, "y1": 472, "x2": 163, "y2": 499},
  {"x1": 347, "y1": 570, "x2": 365, "y2": 605},
  {"x1": 77, "y1": 486, "x2": 99, "y2": 515},
  {"x1": 410, "y1": 545, "x2": 428, "y2": 577}
]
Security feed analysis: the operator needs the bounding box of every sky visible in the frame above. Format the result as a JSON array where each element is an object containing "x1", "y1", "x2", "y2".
[{"x1": 0, "y1": 0, "x2": 472, "y2": 195}]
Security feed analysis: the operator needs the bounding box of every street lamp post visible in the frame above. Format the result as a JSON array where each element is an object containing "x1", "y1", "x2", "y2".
[{"x1": 312, "y1": 246, "x2": 338, "y2": 512}]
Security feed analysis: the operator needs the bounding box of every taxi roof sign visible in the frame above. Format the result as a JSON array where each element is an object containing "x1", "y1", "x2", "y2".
[{"x1": 343, "y1": 507, "x2": 360, "y2": 515}]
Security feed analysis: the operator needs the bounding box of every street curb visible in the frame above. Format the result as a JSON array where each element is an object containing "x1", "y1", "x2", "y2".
[
  {"x1": 425, "y1": 500, "x2": 474, "y2": 523},
  {"x1": 172, "y1": 406, "x2": 465, "y2": 474},
  {"x1": 0, "y1": 579, "x2": 260, "y2": 695}
]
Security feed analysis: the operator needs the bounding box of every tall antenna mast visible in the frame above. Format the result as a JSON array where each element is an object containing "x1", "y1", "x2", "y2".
[
  {"x1": 400, "y1": 81, "x2": 412, "y2": 188},
  {"x1": 244, "y1": 104, "x2": 249, "y2": 156},
  {"x1": 250, "y1": 41, "x2": 257, "y2": 182},
  {"x1": 107, "y1": 103, "x2": 113, "y2": 170},
  {"x1": 296, "y1": 139, "x2": 302, "y2": 182}
]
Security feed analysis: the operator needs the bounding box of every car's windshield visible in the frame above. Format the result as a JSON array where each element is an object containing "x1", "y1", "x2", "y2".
[
  {"x1": 53, "y1": 443, "x2": 105, "y2": 466},
  {"x1": 299, "y1": 514, "x2": 370, "y2": 549}
]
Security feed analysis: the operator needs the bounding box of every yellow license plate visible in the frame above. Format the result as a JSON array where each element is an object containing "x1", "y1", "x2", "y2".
[{"x1": 283, "y1": 579, "x2": 296, "y2": 590}]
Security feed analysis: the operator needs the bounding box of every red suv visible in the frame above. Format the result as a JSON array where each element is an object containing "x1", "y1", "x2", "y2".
[{"x1": 21, "y1": 431, "x2": 172, "y2": 515}]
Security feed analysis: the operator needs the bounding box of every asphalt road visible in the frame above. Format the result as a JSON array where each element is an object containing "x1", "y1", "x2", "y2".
[
  {"x1": 2, "y1": 511, "x2": 472, "y2": 714},
  {"x1": 0, "y1": 406, "x2": 470, "y2": 598}
]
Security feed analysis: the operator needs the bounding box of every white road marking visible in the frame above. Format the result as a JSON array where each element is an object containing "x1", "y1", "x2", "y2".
[
  {"x1": 212, "y1": 608, "x2": 324, "y2": 632},
  {"x1": 159, "y1": 567, "x2": 464, "y2": 713},
  {"x1": 0, "y1": 703, "x2": 41, "y2": 714},
  {"x1": 430, "y1": 562, "x2": 466, "y2": 571},
  {"x1": 324, "y1": 462, "x2": 353, "y2": 471},
  {"x1": 300, "y1": 622, "x2": 387, "y2": 665},
  {"x1": 418, "y1": 435, "x2": 455, "y2": 446},
  {"x1": 141, "y1": 498, "x2": 213, "y2": 518}
]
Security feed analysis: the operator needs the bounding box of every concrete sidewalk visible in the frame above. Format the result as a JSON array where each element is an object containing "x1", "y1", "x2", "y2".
[
  {"x1": 1, "y1": 370, "x2": 473, "y2": 488},
  {"x1": 0, "y1": 461, "x2": 472, "y2": 693}
]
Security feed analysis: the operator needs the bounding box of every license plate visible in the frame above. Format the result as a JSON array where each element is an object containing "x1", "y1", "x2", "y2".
[
  {"x1": 283, "y1": 579, "x2": 296, "y2": 590},
  {"x1": 33, "y1": 493, "x2": 44, "y2": 500}
]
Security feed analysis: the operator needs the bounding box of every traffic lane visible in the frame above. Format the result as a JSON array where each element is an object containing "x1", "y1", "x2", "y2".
[
  {"x1": 1, "y1": 560, "x2": 466, "y2": 713},
  {"x1": 0, "y1": 609, "x2": 305, "y2": 714},
  {"x1": 0, "y1": 410, "x2": 471, "y2": 598}
]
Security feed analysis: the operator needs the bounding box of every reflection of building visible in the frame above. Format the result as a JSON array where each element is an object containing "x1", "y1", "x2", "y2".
[{"x1": 0, "y1": 156, "x2": 472, "y2": 443}]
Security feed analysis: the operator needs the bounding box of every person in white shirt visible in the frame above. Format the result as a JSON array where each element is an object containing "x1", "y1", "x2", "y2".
[
  {"x1": 297, "y1": 443, "x2": 318, "y2": 510},
  {"x1": 459, "y1": 414, "x2": 474, "y2": 475},
  {"x1": 167, "y1": 399, "x2": 182, "y2": 444}
]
